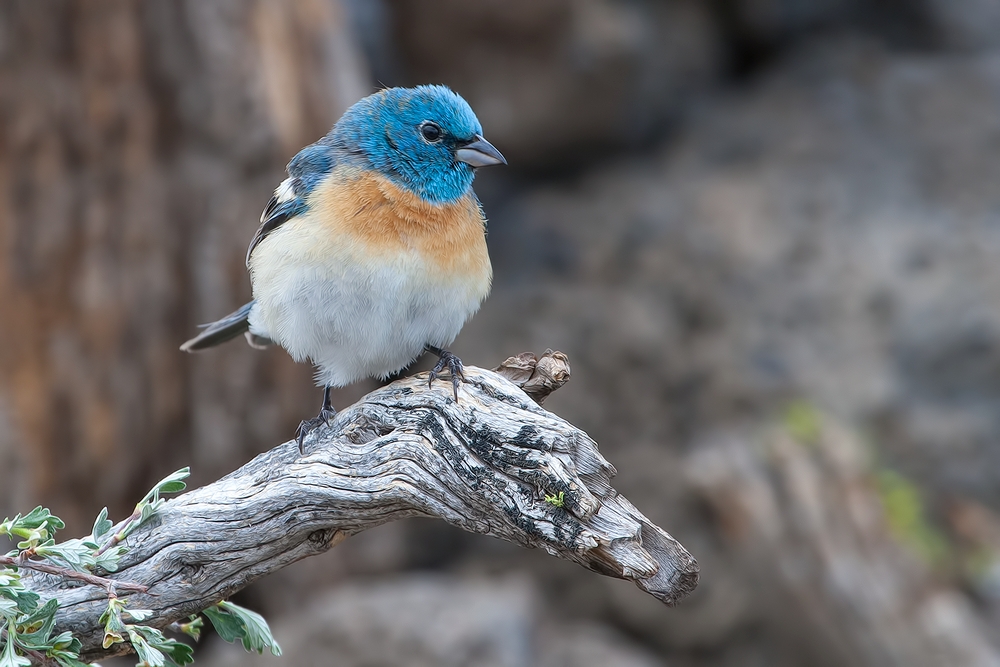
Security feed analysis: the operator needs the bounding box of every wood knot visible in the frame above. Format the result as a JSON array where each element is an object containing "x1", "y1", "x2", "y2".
[
  {"x1": 307, "y1": 529, "x2": 346, "y2": 550},
  {"x1": 179, "y1": 562, "x2": 205, "y2": 582},
  {"x1": 494, "y1": 349, "x2": 571, "y2": 404},
  {"x1": 343, "y1": 418, "x2": 396, "y2": 444}
]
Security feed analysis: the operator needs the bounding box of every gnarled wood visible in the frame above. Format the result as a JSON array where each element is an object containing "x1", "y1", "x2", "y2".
[{"x1": 22, "y1": 353, "x2": 698, "y2": 663}]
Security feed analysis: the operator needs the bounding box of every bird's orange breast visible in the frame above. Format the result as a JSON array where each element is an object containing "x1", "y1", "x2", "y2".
[{"x1": 305, "y1": 166, "x2": 491, "y2": 280}]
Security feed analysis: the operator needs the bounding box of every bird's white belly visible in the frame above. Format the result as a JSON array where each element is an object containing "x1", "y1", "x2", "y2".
[{"x1": 248, "y1": 224, "x2": 489, "y2": 387}]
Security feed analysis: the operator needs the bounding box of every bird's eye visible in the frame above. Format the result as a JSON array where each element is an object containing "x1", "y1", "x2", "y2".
[{"x1": 420, "y1": 122, "x2": 442, "y2": 142}]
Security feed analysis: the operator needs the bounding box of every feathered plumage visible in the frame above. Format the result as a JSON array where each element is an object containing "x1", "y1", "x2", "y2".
[{"x1": 181, "y1": 85, "x2": 505, "y2": 448}]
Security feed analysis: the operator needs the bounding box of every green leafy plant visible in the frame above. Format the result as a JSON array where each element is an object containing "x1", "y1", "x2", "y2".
[
  {"x1": 202, "y1": 602, "x2": 282, "y2": 656},
  {"x1": 877, "y1": 469, "x2": 949, "y2": 567},
  {"x1": 99, "y1": 597, "x2": 193, "y2": 667},
  {"x1": 1, "y1": 511, "x2": 89, "y2": 667},
  {"x1": 0, "y1": 467, "x2": 281, "y2": 666},
  {"x1": 544, "y1": 491, "x2": 566, "y2": 508},
  {"x1": 783, "y1": 400, "x2": 822, "y2": 447}
]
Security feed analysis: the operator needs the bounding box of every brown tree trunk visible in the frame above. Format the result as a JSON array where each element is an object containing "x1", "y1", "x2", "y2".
[{"x1": 0, "y1": 0, "x2": 370, "y2": 531}]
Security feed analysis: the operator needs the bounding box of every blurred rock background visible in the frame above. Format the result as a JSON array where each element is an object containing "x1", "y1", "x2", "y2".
[{"x1": 3, "y1": 0, "x2": 1000, "y2": 665}]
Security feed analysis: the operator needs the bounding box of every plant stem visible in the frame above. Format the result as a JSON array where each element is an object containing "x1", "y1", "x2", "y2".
[
  {"x1": 93, "y1": 508, "x2": 142, "y2": 558},
  {"x1": 0, "y1": 556, "x2": 147, "y2": 594}
]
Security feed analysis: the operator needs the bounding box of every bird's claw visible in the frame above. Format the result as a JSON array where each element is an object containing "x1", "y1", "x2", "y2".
[
  {"x1": 428, "y1": 349, "x2": 465, "y2": 401},
  {"x1": 296, "y1": 406, "x2": 336, "y2": 453}
]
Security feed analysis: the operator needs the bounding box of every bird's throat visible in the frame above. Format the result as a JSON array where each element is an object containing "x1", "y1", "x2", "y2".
[{"x1": 305, "y1": 167, "x2": 491, "y2": 278}]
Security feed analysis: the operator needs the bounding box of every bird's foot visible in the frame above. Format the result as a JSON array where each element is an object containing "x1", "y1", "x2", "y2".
[
  {"x1": 296, "y1": 407, "x2": 336, "y2": 453},
  {"x1": 426, "y1": 346, "x2": 465, "y2": 401},
  {"x1": 296, "y1": 385, "x2": 336, "y2": 453}
]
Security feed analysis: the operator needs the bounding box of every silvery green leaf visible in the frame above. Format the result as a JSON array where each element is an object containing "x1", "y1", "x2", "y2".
[
  {"x1": 127, "y1": 627, "x2": 165, "y2": 667},
  {"x1": 48, "y1": 631, "x2": 75, "y2": 651},
  {"x1": 201, "y1": 605, "x2": 242, "y2": 643},
  {"x1": 35, "y1": 540, "x2": 96, "y2": 573},
  {"x1": 127, "y1": 626, "x2": 194, "y2": 667},
  {"x1": 91, "y1": 508, "x2": 113, "y2": 542},
  {"x1": 162, "y1": 639, "x2": 195, "y2": 666},
  {"x1": 0, "y1": 599, "x2": 17, "y2": 618},
  {"x1": 141, "y1": 469, "x2": 190, "y2": 506},
  {"x1": 0, "y1": 627, "x2": 31, "y2": 667},
  {"x1": 124, "y1": 608, "x2": 153, "y2": 622},
  {"x1": 48, "y1": 648, "x2": 89, "y2": 667},
  {"x1": 92, "y1": 545, "x2": 126, "y2": 573},
  {"x1": 204, "y1": 601, "x2": 281, "y2": 656},
  {"x1": 136, "y1": 502, "x2": 156, "y2": 527},
  {"x1": 16, "y1": 507, "x2": 65, "y2": 532}
]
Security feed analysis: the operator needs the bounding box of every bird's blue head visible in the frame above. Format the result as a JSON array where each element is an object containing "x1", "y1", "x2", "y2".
[{"x1": 329, "y1": 85, "x2": 506, "y2": 204}]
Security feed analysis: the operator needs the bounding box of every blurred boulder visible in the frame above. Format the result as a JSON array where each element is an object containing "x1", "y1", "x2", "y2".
[
  {"x1": 439, "y1": 37, "x2": 1000, "y2": 663},
  {"x1": 678, "y1": 0, "x2": 1000, "y2": 66},
  {"x1": 681, "y1": 416, "x2": 1000, "y2": 667},
  {"x1": 384, "y1": 0, "x2": 722, "y2": 169},
  {"x1": 200, "y1": 575, "x2": 664, "y2": 667},
  {"x1": 923, "y1": 0, "x2": 1000, "y2": 50},
  {"x1": 714, "y1": 0, "x2": 934, "y2": 56},
  {"x1": 717, "y1": 0, "x2": 860, "y2": 49},
  {"x1": 464, "y1": 38, "x2": 1000, "y2": 507},
  {"x1": 723, "y1": 0, "x2": 1000, "y2": 58}
]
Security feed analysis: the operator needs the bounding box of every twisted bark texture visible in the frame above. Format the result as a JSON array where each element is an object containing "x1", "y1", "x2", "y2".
[{"x1": 23, "y1": 353, "x2": 698, "y2": 663}]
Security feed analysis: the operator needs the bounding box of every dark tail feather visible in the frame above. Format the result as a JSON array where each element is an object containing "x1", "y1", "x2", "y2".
[{"x1": 180, "y1": 301, "x2": 255, "y2": 352}]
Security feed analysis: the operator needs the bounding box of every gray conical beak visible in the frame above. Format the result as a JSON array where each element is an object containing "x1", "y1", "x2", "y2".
[{"x1": 455, "y1": 135, "x2": 507, "y2": 168}]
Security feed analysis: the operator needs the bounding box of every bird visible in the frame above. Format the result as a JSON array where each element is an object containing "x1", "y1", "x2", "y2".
[{"x1": 180, "y1": 85, "x2": 506, "y2": 451}]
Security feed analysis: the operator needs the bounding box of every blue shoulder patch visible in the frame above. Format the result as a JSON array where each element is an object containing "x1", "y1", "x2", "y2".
[{"x1": 288, "y1": 144, "x2": 336, "y2": 196}]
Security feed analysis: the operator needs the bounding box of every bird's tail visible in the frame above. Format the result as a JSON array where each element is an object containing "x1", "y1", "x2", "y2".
[{"x1": 180, "y1": 301, "x2": 256, "y2": 352}]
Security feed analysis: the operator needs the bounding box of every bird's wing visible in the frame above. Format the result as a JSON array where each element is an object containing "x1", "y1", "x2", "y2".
[
  {"x1": 246, "y1": 143, "x2": 338, "y2": 267},
  {"x1": 246, "y1": 177, "x2": 307, "y2": 266}
]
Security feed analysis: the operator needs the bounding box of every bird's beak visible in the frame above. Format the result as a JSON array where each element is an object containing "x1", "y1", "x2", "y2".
[{"x1": 455, "y1": 135, "x2": 507, "y2": 168}]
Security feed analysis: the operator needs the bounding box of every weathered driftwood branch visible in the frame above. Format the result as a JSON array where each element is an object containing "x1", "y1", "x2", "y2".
[{"x1": 24, "y1": 351, "x2": 698, "y2": 663}]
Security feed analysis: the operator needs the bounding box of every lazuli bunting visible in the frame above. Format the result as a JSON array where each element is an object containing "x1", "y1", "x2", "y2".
[{"x1": 181, "y1": 85, "x2": 506, "y2": 449}]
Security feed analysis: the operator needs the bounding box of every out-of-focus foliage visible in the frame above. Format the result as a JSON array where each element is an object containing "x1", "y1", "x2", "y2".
[{"x1": 877, "y1": 469, "x2": 950, "y2": 568}]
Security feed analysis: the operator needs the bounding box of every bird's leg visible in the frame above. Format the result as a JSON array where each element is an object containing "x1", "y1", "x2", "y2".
[
  {"x1": 425, "y1": 345, "x2": 465, "y2": 401},
  {"x1": 296, "y1": 384, "x2": 336, "y2": 453}
]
